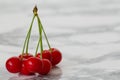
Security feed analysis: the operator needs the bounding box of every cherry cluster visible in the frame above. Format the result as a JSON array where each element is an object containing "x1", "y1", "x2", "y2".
[{"x1": 5, "y1": 6, "x2": 62, "y2": 75}]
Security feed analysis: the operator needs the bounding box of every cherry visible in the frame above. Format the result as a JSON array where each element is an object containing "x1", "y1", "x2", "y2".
[
  {"x1": 19, "y1": 53, "x2": 33, "y2": 59},
  {"x1": 36, "y1": 50, "x2": 52, "y2": 61},
  {"x1": 38, "y1": 59, "x2": 52, "y2": 75},
  {"x1": 6, "y1": 57, "x2": 22, "y2": 73},
  {"x1": 24, "y1": 57, "x2": 42, "y2": 73},
  {"x1": 20, "y1": 59, "x2": 34, "y2": 75},
  {"x1": 19, "y1": 54, "x2": 34, "y2": 75},
  {"x1": 50, "y1": 48, "x2": 62, "y2": 66}
]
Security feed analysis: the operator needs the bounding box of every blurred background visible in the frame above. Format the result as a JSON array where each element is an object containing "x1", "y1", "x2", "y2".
[{"x1": 0, "y1": 0, "x2": 120, "y2": 80}]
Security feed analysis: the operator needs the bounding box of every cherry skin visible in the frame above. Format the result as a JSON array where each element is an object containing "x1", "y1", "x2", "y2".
[
  {"x1": 6, "y1": 57, "x2": 22, "y2": 73},
  {"x1": 38, "y1": 59, "x2": 52, "y2": 75},
  {"x1": 20, "y1": 59, "x2": 34, "y2": 75},
  {"x1": 19, "y1": 53, "x2": 33, "y2": 59},
  {"x1": 24, "y1": 57, "x2": 42, "y2": 73},
  {"x1": 36, "y1": 50, "x2": 52, "y2": 61},
  {"x1": 50, "y1": 48, "x2": 62, "y2": 66},
  {"x1": 19, "y1": 53, "x2": 34, "y2": 75}
]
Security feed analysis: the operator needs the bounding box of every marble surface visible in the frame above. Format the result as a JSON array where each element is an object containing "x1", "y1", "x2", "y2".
[{"x1": 1, "y1": 0, "x2": 120, "y2": 80}]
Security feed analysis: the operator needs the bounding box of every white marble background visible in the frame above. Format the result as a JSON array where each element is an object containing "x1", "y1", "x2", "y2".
[{"x1": 0, "y1": 0, "x2": 120, "y2": 80}]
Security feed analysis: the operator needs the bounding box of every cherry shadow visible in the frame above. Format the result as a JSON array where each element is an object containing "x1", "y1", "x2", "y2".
[{"x1": 8, "y1": 66, "x2": 62, "y2": 80}]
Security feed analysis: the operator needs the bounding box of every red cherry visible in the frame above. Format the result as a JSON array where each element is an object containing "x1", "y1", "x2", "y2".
[
  {"x1": 38, "y1": 59, "x2": 52, "y2": 75},
  {"x1": 24, "y1": 57, "x2": 42, "y2": 73},
  {"x1": 6, "y1": 57, "x2": 22, "y2": 73},
  {"x1": 50, "y1": 48, "x2": 62, "y2": 66},
  {"x1": 36, "y1": 50, "x2": 52, "y2": 61},
  {"x1": 19, "y1": 53, "x2": 33, "y2": 59},
  {"x1": 20, "y1": 59, "x2": 34, "y2": 75}
]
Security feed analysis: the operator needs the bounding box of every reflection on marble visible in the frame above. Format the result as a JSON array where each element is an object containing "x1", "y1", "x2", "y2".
[
  {"x1": 8, "y1": 67, "x2": 62, "y2": 80},
  {"x1": 0, "y1": 0, "x2": 120, "y2": 80}
]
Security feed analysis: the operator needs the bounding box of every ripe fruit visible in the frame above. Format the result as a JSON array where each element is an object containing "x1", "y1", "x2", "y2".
[
  {"x1": 6, "y1": 57, "x2": 22, "y2": 73},
  {"x1": 24, "y1": 57, "x2": 42, "y2": 73},
  {"x1": 50, "y1": 48, "x2": 62, "y2": 66},
  {"x1": 38, "y1": 59, "x2": 52, "y2": 75},
  {"x1": 20, "y1": 59, "x2": 34, "y2": 75},
  {"x1": 36, "y1": 50, "x2": 52, "y2": 61}
]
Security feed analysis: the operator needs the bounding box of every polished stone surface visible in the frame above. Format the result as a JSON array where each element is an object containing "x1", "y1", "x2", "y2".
[{"x1": 0, "y1": 0, "x2": 120, "y2": 80}]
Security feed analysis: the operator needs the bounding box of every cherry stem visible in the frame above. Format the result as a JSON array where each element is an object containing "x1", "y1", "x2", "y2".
[
  {"x1": 22, "y1": 15, "x2": 35, "y2": 54},
  {"x1": 25, "y1": 6, "x2": 38, "y2": 54},
  {"x1": 37, "y1": 15, "x2": 43, "y2": 59},
  {"x1": 35, "y1": 15, "x2": 43, "y2": 59},
  {"x1": 37, "y1": 15, "x2": 43, "y2": 52},
  {"x1": 34, "y1": 6, "x2": 43, "y2": 59},
  {"x1": 35, "y1": 37, "x2": 40, "y2": 56},
  {"x1": 25, "y1": 15, "x2": 35, "y2": 53},
  {"x1": 37, "y1": 15, "x2": 52, "y2": 51}
]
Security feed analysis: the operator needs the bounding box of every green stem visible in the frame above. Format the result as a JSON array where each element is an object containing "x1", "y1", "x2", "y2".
[
  {"x1": 25, "y1": 15, "x2": 36, "y2": 53},
  {"x1": 35, "y1": 37, "x2": 40, "y2": 56},
  {"x1": 37, "y1": 15, "x2": 51, "y2": 50},
  {"x1": 37, "y1": 15, "x2": 43, "y2": 52},
  {"x1": 22, "y1": 15, "x2": 35, "y2": 54},
  {"x1": 22, "y1": 30, "x2": 29, "y2": 54},
  {"x1": 36, "y1": 15, "x2": 43, "y2": 59},
  {"x1": 40, "y1": 23, "x2": 43, "y2": 52}
]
